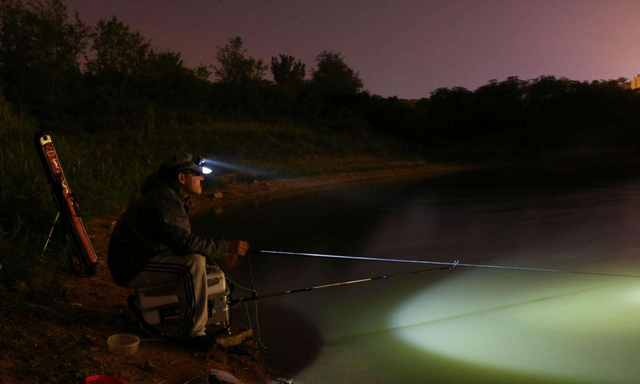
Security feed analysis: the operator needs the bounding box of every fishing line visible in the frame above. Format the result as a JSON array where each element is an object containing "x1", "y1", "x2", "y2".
[
  {"x1": 259, "y1": 250, "x2": 640, "y2": 279},
  {"x1": 246, "y1": 253, "x2": 267, "y2": 349},
  {"x1": 207, "y1": 257, "x2": 268, "y2": 349}
]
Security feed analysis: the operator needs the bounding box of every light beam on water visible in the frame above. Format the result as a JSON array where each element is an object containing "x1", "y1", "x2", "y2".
[{"x1": 390, "y1": 259, "x2": 640, "y2": 384}]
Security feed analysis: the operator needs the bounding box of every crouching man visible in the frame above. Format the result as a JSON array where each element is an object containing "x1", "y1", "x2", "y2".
[{"x1": 108, "y1": 152, "x2": 249, "y2": 340}]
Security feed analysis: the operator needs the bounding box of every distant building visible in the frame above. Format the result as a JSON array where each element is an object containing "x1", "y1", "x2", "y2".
[{"x1": 631, "y1": 74, "x2": 640, "y2": 89}]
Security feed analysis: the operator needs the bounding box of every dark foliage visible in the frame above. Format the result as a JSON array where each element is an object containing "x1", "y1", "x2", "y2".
[
  {"x1": 0, "y1": 0, "x2": 87, "y2": 122},
  {"x1": 1, "y1": 0, "x2": 639, "y2": 159},
  {"x1": 415, "y1": 76, "x2": 640, "y2": 158}
]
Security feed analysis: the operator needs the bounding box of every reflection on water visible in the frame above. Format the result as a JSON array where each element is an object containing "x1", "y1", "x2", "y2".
[{"x1": 193, "y1": 165, "x2": 640, "y2": 383}]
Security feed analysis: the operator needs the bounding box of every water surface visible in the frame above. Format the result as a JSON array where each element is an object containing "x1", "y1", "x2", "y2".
[{"x1": 193, "y1": 166, "x2": 640, "y2": 384}]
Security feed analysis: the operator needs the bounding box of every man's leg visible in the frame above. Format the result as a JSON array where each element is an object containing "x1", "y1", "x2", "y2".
[{"x1": 126, "y1": 253, "x2": 208, "y2": 339}]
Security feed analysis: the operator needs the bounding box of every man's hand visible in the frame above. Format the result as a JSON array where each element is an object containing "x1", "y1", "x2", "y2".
[
  {"x1": 226, "y1": 240, "x2": 249, "y2": 256},
  {"x1": 225, "y1": 240, "x2": 249, "y2": 268}
]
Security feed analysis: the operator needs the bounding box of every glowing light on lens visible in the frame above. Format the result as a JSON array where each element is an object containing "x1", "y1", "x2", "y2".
[{"x1": 202, "y1": 166, "x2": 212, "y2": 175}]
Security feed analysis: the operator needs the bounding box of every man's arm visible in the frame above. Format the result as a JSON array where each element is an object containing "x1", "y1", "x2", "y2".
[{"x1": 157, "y1": 190, "x2": 226, "y2": 259}]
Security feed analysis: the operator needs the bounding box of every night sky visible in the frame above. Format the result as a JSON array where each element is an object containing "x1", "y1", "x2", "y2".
[{"x1": 64, "y1": 0, "x2": 640, "y2": 99}]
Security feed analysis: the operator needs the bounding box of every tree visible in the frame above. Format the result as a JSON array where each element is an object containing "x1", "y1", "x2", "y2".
[
  {"x1": 85, "y1": 16, "x2": 151, "y2": 77},
  {"x1": 146, "y1": 50, "x2": 185, "y2": 78},
  {"x1": 426, "y1": 86, "x2": 476, "y2": 142},
  {"x1": 211, "y1": 36, "x2": 267, "y2": 83},
  {"x1": 194, "y1": 65, "x2": 212, "y2": 81},
  {"x1": 143, "y1": 50, "x2": 211, "y2": 113},
  {"x1": 0, "y1": 0, "x2": 87, "y2": 114},
  {"x1": 473, "y1": 76, "x2": 527, "y2": 135},
  {"x1": 270, "y1": 54, "x2": 306, "y2": 88},
  {"x1": 311, "y1": 51, "x2": 363, "y2": 95}
]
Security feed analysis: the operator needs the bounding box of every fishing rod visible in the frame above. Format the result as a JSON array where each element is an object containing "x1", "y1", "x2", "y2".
[
  {"x1": 258, "y1": 250, "x2": 640, "y2": 279},
  {"x1": 229, "y1": 249, "x2": 640, "y2": 305},
  {"x1": 228, "y1": 262, "x2": 457, "y2": 305}
]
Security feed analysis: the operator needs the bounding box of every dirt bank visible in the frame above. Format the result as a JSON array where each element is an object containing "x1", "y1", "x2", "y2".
[{"x1": 0, "y1": 161, "x2": 467, "y2": 384}]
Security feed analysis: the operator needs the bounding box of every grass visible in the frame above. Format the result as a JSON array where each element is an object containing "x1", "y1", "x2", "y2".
[{"x1": 0, "y1": 106, "x2": 414, "y2": 290}]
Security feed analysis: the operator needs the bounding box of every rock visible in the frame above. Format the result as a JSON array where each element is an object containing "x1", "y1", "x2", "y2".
[
  {"x1": 109, "y1": 221, "x2": 117, "y2": 230},
  {"x1": 214, "y1": 192, "x2": 223, "y2": 199},
  {"x1": 214, "y1": 207, "x2": 224, "y2": 216},
  {"x1": 0, "y1": 262, "x2": 3, "y2": 270}
]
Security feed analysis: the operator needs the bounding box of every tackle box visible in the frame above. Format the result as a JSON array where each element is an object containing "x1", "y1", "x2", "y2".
[{"x1": 132, "y1": 266, "x2": 230, "y2": 334}]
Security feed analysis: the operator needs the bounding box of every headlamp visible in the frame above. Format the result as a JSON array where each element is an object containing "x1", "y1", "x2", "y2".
[{"x1": 196, "y1": 155, "x2": 212, "y2": 175}]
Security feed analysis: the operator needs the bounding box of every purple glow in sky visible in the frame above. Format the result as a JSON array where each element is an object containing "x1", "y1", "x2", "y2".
[{"x1": 63, "y1": 0, "x2": 640, "y2": 99}]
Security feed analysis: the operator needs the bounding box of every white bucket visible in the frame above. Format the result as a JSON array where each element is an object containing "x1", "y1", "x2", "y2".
[{"x1": 107, "y1": 334, "x2": 140, "y2": 356}]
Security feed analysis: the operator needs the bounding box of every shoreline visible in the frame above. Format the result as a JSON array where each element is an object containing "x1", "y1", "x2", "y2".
[
  {"x1": 192, "y1": 162, "x2": 472, "y2": 217},
  {"x1": 188, "y1": 150, "x2": 640, "y2": 219}
]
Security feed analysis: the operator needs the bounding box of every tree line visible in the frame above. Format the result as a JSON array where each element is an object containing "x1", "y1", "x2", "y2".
[{"x1": 2, "y1": 0, "x2": 639, "y2": 158}]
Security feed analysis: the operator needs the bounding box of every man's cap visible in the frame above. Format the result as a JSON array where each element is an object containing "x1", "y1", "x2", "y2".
[{"x1": 161, "y1": 152, "x2": 203, "y2": 175}]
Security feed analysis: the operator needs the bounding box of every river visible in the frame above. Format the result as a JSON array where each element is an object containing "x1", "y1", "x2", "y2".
[{"x1": 193, "y1": 165, "x2": 640, "y2": 384}]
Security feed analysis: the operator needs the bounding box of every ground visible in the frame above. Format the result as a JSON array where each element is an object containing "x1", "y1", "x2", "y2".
[{"x1": 0, "y1": 161, "x2": 464, "y2": 384}]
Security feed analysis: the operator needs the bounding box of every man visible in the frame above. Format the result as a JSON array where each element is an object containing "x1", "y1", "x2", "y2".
[{"x1": 108, "y1": 152, "x2": 249, "y2": 340}]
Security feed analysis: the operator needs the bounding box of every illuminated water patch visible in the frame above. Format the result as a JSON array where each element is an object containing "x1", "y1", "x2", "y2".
[{"x1": 391, "y1": 268, "x2": 640, "y2": 383}]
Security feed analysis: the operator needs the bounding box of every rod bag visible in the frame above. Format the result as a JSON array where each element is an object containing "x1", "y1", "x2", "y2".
[{"x1": 34, "y1": 133, "x2": 100, "y2": 276}]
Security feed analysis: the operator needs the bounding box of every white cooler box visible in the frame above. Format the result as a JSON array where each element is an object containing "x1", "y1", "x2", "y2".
[{"x1": 133, "y1": 266, "x2": 230, "y2": 334}]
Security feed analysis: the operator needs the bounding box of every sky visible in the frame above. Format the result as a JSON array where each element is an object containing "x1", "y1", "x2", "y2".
[{"x1": 63, "y1": 0, "x2": 640, "y2": 99}]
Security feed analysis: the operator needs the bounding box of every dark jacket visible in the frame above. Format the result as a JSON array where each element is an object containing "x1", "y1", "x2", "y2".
[{"x1": 107, "y1": 171, "x2": 226, "y2": 287}]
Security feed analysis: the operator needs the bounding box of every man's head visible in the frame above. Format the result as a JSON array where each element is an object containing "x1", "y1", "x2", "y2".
[{"x1": 161, "y1": 152, "x2": 208, "y2": 197}]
